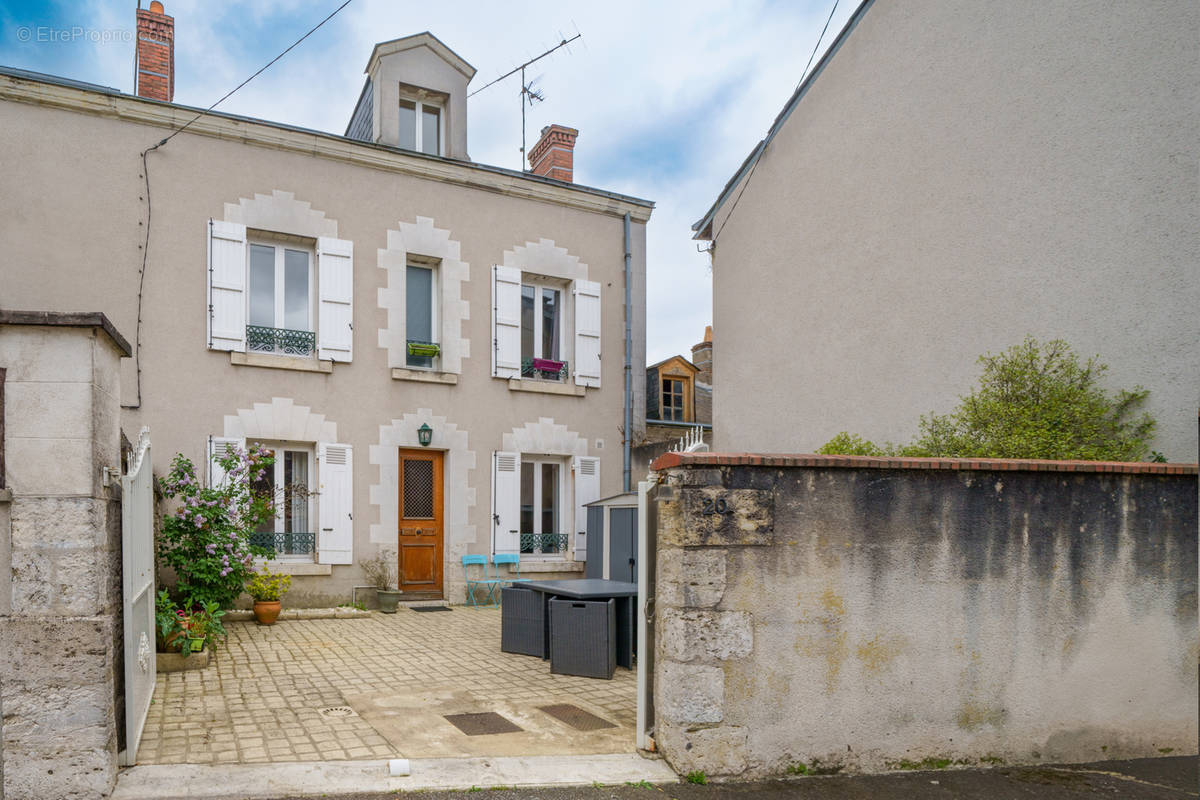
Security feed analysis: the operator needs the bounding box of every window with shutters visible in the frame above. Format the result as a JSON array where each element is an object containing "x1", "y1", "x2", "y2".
[
  {"x1": 519, "y1": 456, "x2": 567, "y2": 556},
  {"x1": 520, "y1": 279, "x2": 568, "y2": 382},
  {"x1": 249, "y1": 441, "x2": 316, "y2": 561},
  {"x1": 247, "y1": 237, "x2": 316, "y2": 357}
]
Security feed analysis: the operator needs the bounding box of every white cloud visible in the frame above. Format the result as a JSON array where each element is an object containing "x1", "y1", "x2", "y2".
[{"x1": 3, "y1": 0, "x2": 861, "y2": 364}]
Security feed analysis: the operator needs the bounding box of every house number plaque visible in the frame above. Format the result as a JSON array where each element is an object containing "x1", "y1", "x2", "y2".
[{"x1": 675, "y1": 487, "x2": 773, "y2": 546}]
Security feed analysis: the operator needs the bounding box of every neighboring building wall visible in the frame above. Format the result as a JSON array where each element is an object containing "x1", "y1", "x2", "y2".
[
  {"x1": 650, "y1": 453, "x2": 1198, "y2": 778},
  {"x1": 707, "y1": 0, "x2": 1199, "y2": 460},
  {"x1": 0, "y1": 77, "x2": 650, "y2": 607},
  {"x1": 0, "y1": 314, "x2": 129, "y2": 800}
]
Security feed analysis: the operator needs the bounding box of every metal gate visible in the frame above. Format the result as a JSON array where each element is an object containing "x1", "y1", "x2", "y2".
[{"x1": 120, "y1": 427, "x2": 155, "y2": 766}]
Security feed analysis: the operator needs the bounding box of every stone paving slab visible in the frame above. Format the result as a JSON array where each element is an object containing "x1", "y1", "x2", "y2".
[{"x1": 137, "y1": 606, "x2": 636, "y2": 765}]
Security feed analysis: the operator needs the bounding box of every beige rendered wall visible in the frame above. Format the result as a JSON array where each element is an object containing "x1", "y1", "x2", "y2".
[
  {"x1": 652, "y1": 456, "x2": 1198, "y2": 778},
  {"x1": 708, "y1": 0, "x2": 1199, "y2": 460},
  {"x1": 0, "y1": 92, "x2": 648, "y2": 606}
]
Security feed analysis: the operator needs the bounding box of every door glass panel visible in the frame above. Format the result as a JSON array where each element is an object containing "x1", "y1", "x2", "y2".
[
  {"x1": 541, "y1": 462, "x2": 559, "y2": 548},
  {"x1": 421, "y1": 106, "x2": 440, "y2": 155},
  {"x1": 402, "y1": 459, "x2": 435, "y2": 519},
  {"x1": 398, "y1": 100, "x2": 416, "y2": 151},
  {"x1": 541, "y1": 288, "x2": 560, "y2": 360},
  {"x1": 284, "y1": 450, "x2": 309, "y2": 533},
  {"x1": 248, "y1": 244, "x2": 275, "y2": 327},
  {"x1": 251, "y1": 446, "x2": 276, "y2": 535},
  {"x1": 406, "y1": 265, "x2": 433, "y2": 367},
  {"x1": 283, "y1": 249, "x2": 309, "y2": 331},
  {"x1": 520, "y1": 285, "x2": 535, "y2": 360},
  {"x1": 520, "y1": 461, "x2": 534, "y2": 550}
]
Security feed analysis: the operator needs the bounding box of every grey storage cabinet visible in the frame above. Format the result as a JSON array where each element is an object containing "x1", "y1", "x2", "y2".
[
  {"x1": 583, "y1": 492, "x2": 639, "y2": 583},
  {"x1": 549, "y1": 597, "x2": 616, "y2": 679},
  {"x1": 500, "y1": 587, "x2": 544, "y2": 657}
]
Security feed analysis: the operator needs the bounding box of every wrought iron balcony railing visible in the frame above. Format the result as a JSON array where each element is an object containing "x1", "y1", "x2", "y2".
[
  {"x1": 521, "y1": 357, "x2": 569, "y2": 382},
  {"x1": 247, "y1": 325, "x2": 316, "y2": 357},
  {"x1": 520, "y1": 532, "x2": 569, "y2": 555},
  {"x1": 250, "y1": 531, "x2": 316, "y2": 557}
]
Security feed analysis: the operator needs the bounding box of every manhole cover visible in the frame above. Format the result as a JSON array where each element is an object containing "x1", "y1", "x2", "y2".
[
  {"x1": 443, "y1": 712, "x2": 522, "y2": 736},
  {"x1": 411, "y1": 605, "x2": 452, "y2": 613},
  {"x1": 537, "y1": 704, "x2": 617, "y2": 731},
  {"x1": 318, "y1": 706, "x2": 358, "y2": 718}
]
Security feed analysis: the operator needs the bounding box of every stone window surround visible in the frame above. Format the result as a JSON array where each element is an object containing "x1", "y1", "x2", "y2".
[
  {"x1": 222, "y1": 396, "x2": 341, "y2": 575},
  {"x1": 502, "y1": 417, "x2": 590, "y2": 566},
  {"x1": 377, "y1": 217, "x2": 470, "y2": 381},
  {"x1": 222, "y1": 190, "x2": 340, "y2": 372},
  {"x1": 369, "y1": 409, "x2": 477, "y2": 601},
  {"x1": 500, "y1": 238, "x2": 591, "y2": 394}
]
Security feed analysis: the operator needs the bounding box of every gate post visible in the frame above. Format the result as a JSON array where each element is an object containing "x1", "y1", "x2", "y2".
[{"x1": 0, "y1": 311, "x2": 131, "y2": 800}]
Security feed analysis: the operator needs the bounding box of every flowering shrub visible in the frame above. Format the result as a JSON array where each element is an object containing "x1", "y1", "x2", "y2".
[
  {"x1": 158, "y1": 444, "x2": 276, "y2": 609},
  {"x1": 246, "y1": 566, "x2": 292, "y2": 602}
]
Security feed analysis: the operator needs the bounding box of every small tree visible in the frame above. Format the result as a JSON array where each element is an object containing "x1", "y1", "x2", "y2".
[
  {"x1": 158, "y1": 444, "x2": 277, "y2": 608},
  {"x1": 819, "y1": 337, "x2": 1158, "y2": 461}
]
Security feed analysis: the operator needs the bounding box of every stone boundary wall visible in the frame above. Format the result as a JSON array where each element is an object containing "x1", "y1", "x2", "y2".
[
  {"x1": 649, "y1": 452, "x2": 1198, "y2": 778},
  {"x1": 0, "y1": 313, "x2": 130, "y2": 800}
]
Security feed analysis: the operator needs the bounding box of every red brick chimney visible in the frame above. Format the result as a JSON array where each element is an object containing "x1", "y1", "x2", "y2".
[
  {"x1": 136, "y1": 1, "x2": 174, "y2": 102},
  {"x1": 528, "y1": 124, "x2": 579, "y2": 182}
]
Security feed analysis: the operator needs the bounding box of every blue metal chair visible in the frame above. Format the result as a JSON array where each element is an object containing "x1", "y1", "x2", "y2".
[
  {"x1": 462, "y1": 554, "x2": 501, "y2": 608},
  {"x1": 492, "y1": 553, "x2": 532, "y2": 593}
]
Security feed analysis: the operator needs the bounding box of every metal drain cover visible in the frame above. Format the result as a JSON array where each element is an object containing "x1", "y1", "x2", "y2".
[
  {"x1": 537, "y1": 704, "x2": 617, "y2": 731},
  {"x1": 410, "y1": 606, "x2": 452, "y2": 613},
  {"x1": 443, "y1": 712, "x2": 523, "y2": 736},
  {"x1": 318, "y1": 706, "x2": 358, "y2": 718}
]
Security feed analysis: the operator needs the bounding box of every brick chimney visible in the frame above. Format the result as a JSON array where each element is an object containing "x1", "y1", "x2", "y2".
[
  {"x1": 528, "y1": 124, "x2": 579, "y2": 182},
  {"x1": 136, "y1": 1, "x2": 174, "y2": 102},
  {"x1": 691, "y1": 325, "x2": 713, "y2": 385}
]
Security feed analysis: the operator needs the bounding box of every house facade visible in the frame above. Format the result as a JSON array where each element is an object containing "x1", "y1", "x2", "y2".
[
  {"x1": 0, "y1": 23, "x2": 651, "y2": 605},
  {"x1": 694, "y1": 0, "x2": 1199, "y2": 460}
]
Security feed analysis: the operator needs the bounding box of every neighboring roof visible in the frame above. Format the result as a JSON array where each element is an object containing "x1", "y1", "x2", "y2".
[
  {"x1": 692, "y1": 0, "x2": 873, "y2": 240},
  {"x1": 648, "y1": 354, "x2": 699, "y2": 374},
  {"x1": 0, "y1": 66, "x2": 654, "y2": 219},
  {"x1": 0, "y1": 309, "x2": 132, "y2": 356},
  {"x1": 365, "y1": 32, "x2": 476, "y2": 81},
  {"x1": 586, "y1": 492, "x2": 638, "y2": 508}
]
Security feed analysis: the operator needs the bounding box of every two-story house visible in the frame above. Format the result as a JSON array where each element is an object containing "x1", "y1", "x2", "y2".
[{"x1": 0, "y1": 7, "x2": 651, "y2": 605}]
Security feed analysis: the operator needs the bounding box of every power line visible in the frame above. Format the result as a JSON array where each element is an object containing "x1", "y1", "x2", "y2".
[
  {"x1": 711, "y1": 0, "x2": 840, "y2": 246},
  {"x1": 145, "y1": 0, "x2": 355, "y2": 153},
  {"x1": 127, "y1": 0, "x2": 355, "y2": 408}
]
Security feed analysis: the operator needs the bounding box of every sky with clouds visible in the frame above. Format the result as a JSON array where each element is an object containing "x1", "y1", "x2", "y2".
[{"x1": 0, "y1": 0, "x2": 859, "y2": 364}]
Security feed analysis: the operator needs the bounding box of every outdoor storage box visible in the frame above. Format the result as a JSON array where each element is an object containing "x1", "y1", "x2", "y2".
[
  {"x1": 500, "y1": 587, "x2": 544, "y2": 657},
  {"x1": 549, "y1": 597, "x2": 616, "y2": 679}
]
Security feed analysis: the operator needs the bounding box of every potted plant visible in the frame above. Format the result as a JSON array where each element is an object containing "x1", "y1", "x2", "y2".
[
  {"x1": 246, "y1": 566, "x2": 291, "y2": 625},
  {"x1": 360, "y1": 548, "x2": 401, "y2": 613}
]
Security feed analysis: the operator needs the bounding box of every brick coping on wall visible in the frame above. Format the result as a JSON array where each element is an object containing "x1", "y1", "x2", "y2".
[{"x1": 650, "y1": 451, "x2": 1198, "y2": 475}]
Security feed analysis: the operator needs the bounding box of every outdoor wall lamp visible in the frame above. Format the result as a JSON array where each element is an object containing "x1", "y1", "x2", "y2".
[{"x1": 417, "y1": 423, "x2": 433, "y2": 447}]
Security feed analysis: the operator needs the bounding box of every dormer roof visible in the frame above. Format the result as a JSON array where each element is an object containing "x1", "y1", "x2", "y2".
[{"x1": 364, "y1": 31, "x2": 476, "y2": 81}]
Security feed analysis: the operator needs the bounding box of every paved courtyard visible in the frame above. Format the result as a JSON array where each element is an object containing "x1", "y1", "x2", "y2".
[{"x1": 138, "y1": 606, "x2": 636, "y2": 765}]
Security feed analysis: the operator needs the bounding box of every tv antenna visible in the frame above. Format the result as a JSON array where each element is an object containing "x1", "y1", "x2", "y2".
[{"x1": 468, "y1": 30, "x2": 582, "y2": 171}]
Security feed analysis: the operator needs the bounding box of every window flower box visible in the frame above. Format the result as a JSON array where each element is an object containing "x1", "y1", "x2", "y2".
[{"x1": 407, "y1": 340, "x2": 441, "y2": 358}]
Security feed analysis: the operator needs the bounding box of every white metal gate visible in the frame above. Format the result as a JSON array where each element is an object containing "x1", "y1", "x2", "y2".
[{"x1": 120, "y1": 427, "x2": 155, "y2": 766}]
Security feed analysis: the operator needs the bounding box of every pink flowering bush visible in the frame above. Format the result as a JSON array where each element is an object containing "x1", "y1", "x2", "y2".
[{"x1": 158, "y1": 444, "x2": 276, "y2": 609}]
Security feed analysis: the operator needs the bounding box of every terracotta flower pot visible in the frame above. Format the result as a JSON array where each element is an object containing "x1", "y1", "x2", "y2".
[{"x1": 253, "y1": 599, "x2": 282, "y2": 625}]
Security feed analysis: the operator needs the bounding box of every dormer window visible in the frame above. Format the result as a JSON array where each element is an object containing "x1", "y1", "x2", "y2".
[{"x1": 398, "y1": 85, "x2": 445, "y2": 156}]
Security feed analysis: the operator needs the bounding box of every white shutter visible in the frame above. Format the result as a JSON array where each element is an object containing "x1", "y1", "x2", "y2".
[
  {"x1": 318, "y1": 442, "x2": 353, "y2": 565},
  {"x1": 574, "y1": 279, "x2": 602, "y2": 387},
  {"x1": 492, "y1": 265, "x2": 522, "y2": 378},
  {"x1": 208, "y1": 436, "x2": 245, "y2": 489},
  {"x1": 317, "y1": 236, "x2": 354, "y2": 362},
  {"x1": 207, "y1": 220, "x2": 247, "y2": 352},
  {"x1": 492, "y1": 451, "x2": 521, "y2": 555},
  {"x1": 574, "y1": 456, "x2": 600, "y2": 560}
]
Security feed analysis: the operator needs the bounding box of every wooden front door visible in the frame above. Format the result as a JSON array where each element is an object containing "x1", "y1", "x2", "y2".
[{"x1": 397, "y1": 449, "x2": 444, "y2": 596}]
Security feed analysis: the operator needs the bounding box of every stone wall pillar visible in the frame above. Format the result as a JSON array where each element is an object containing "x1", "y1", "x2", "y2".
[
  {"x1": 0, "y1": 311, "x2": 131, "y2": 800},
  {"x1": 652, "y1": 468, "x2": 771, "y2": 778}
]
